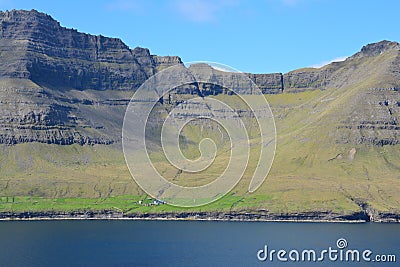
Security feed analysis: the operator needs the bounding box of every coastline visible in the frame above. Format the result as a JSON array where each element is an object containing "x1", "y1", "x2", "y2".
[{"x1": 1, "y1": 210, "x2": 399, "y2": 223}]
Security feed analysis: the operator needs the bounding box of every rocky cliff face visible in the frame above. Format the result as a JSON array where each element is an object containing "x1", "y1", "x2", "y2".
[
  {"x1": 0, "y1": 10, "x2": 184, "y2": 145},
  {"x1": 0, "y1": 9, "x2": 181, "y2": 90},
  {"x1": 247, "y1": 73, "x2": 283, "y2": 94},
  {"x1": 0, "y1": 10, "x2": 286, "y2": 145},
  {"x1": 0, "y1": 10, "x2": 400, "y2": 147}
]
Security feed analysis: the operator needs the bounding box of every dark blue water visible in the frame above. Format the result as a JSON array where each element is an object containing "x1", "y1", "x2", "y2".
[{"x1": 0, "y1": 220, "x2": 398, "y2": 266}]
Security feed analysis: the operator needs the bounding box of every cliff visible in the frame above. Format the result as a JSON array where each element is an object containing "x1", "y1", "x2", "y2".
[
  {"x1": 0, "y1": 9, "x2": 182, "y2": 90},
  {"x1": 0, "y1": 9, "x2": 286, "y2": 146},
  {"x1": 0, "y1": 10, "x2": 184, "y2": 145}
]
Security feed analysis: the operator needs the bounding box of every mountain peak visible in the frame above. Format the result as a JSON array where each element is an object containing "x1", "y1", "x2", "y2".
[
  {"x1": 0, "y1": 9, "x2": 182, "y2": 90},
  {"x1": 0, "y1": 9, "x2": 59, "y2": 26},
  {"x1": 351, "y1": 40, "x2": 399, "y2": 59}
]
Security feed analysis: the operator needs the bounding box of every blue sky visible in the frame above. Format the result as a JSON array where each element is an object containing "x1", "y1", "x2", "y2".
[{"x1": 1, "y1": 0, "x2": 399, "y2": 73}]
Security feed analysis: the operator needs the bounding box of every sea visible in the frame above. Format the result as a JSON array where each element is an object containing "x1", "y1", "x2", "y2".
[{"x1": 0, "y1": 220, "x2": 398, "y2": 266}]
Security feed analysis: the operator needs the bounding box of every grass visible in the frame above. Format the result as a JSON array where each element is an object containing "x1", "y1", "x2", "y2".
[
  {"x1": 0, "y1": 193, "x2": 358, "y2": 215},
  {"x1": 0, "y1": 195, "x2": 142, "y2": 213},
  {"x1": 0, "y1": 194, "x2": 252, "y2": 214},
  {"x1": 0, "y1": 190, "x2": 363, "y2": 216}
]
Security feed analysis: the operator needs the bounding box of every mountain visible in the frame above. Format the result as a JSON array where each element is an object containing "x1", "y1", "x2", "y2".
[
  {"x1": 0, "y1": 9, "x2": 182, "y2": 145},
  {"x1": 0, "y1": 10, "x2": 399, "y2": 221}
]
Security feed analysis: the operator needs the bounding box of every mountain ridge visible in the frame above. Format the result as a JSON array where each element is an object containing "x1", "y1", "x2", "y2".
[
  {"x1": 0, "y1": 10, "x2": 399, "y2": 146},
  {"x1": 2, "y1": 10, "x2": 399, "y2": 93},
  {"x1": 0, "y1": 9, "x2": 182, "y2": 90}
]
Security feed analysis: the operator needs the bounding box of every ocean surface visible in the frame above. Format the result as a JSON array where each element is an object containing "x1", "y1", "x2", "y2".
[{"x1": 0, "y1": 220, "x2": 399, "y2": 266}]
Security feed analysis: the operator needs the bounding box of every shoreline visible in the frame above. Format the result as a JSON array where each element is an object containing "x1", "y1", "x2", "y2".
[
  {"x1": 1, "y1": 210, "x2": 399, "y2": 223},
  {"x1": 0, "y1": 217, "x2": 367, "y2": 223}
]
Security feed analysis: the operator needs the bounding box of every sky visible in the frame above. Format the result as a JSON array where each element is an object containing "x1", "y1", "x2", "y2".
[{"x1": 1, "y1": 0, "x2": 399, "y2": 74}]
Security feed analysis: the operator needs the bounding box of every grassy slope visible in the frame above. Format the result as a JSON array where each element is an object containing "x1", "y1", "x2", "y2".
[
  {"x1": 1, "y1": 87, "x2": 399, "y2": 215},
  {"x1": 1, "y1": 53, "x2": 400, "y2": 216}
]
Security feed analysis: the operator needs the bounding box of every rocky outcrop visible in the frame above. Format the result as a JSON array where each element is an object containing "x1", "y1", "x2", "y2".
[
  {"x1": 283, "y1": 68, "x2": 332, "y2": 91},
  {"x1": 247, "y1": 73, "x2": 283, "y2": 94},
  {"x1": 0, "y1": 210, "x2": 373, "y2": 222},
  {"x1": 350, "y1": 40, "x2": 400, "y2": 59},
  {"x1": 336, "y1": 87, "x2": 400, "y2": 146},
  {"x1": 152, "y1": 55, "x2": 183, "y2": 71},
  {"x1": 3, "y1": 209, "x2": 399, "y2": 222}
]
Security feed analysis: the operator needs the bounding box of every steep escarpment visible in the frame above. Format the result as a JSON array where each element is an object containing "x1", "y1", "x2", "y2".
[
  {"x1": 0, "y1": 78, "x2": 125, "y2": 145},
  {"x1": 0, "y1": 9, "x2": 181, "y2": 90},
  {"x1": 0, "y1": 9, "x2": 183, "y2": 145}
]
